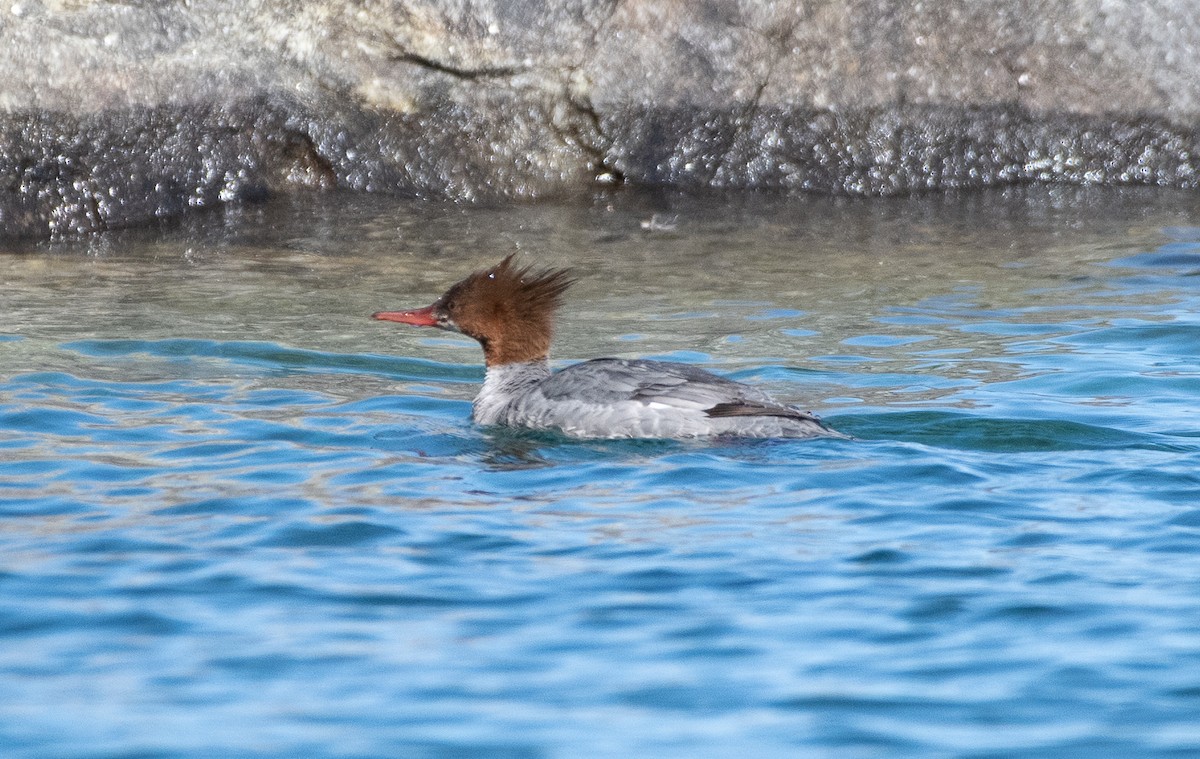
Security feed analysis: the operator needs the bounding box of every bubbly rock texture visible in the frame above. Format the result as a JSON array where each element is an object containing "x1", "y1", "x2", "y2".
[{"x1": 2, "y1": 0, "x2": 1199, "y2": 238}]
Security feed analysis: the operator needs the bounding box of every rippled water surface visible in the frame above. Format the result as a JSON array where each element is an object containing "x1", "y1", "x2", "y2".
[{"x1": 3, "y1": 188, "x2": 1200, "y2": 758}]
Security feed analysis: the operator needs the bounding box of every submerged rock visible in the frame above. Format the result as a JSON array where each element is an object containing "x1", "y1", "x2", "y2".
[{"x1": 2, "y1": 0, "x2": 1199, "y2": 239}]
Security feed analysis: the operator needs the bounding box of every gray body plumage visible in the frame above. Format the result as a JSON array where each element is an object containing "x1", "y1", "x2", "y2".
[{"x1": 473, "y1": 358, "x2": 841, "y2": 439}]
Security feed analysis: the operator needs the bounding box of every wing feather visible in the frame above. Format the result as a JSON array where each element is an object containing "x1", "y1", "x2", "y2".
[
  {"x1": 513, "y1": 358, "x2": 838, "y2": 439},
  {"x1": 537, "y1": 358, "x2": 797, "y2": 410}
]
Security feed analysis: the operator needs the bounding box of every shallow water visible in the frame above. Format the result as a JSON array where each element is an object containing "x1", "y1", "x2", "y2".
[{"x1": 2, "y1": 188, "x2": 1200, "y2": 758}]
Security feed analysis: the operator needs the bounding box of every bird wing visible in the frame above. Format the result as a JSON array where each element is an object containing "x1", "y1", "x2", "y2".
[{"x1": 536, "y1": 358, "x2": 792, "y2": 413}]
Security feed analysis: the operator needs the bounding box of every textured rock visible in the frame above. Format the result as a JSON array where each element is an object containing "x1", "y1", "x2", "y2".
[{"x1": 2, "y1": 0, "x2": 1199, "y2": 239}]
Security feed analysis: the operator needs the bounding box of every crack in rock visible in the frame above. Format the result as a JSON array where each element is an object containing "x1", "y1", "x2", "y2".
[{"x1": 390, "y1": 50, "x2": 527, "y2": 80}]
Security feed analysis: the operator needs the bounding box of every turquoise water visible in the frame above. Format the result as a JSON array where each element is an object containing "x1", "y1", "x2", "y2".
[{"x1": 2, "y1": 189, "x2": 1200, "y2": 758}]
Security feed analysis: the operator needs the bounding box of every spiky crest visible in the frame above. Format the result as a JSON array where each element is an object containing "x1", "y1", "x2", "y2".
[{"x1": 439, "y1": 254, "x2": 574, "y2": 366}]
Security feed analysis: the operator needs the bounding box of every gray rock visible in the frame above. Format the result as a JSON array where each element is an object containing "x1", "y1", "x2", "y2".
[{"x1": 2, "y1": 0, "x2": 1198, "y2": 239}]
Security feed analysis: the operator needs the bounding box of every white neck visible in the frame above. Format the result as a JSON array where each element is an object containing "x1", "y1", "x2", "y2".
[{"x1": 473, "y1": 360, "x2": 551, "y2": 425}]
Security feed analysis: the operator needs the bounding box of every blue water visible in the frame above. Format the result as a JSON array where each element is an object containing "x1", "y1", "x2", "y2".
[{"x1": 2, "y1": 191, "x2": 1200, "y2": 757}]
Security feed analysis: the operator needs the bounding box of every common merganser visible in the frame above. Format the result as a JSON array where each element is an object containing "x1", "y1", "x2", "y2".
[{"x1": 372, "y1": 255, "x2": 842, "y2": 440}]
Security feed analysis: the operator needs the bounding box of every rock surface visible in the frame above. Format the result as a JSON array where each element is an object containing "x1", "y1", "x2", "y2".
[{"x1": 2, "y1": 0, "x2": 1199, "y2": 239}]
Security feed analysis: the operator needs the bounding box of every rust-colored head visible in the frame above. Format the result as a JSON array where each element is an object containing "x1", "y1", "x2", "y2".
[{"x1": 373, "y1": 254, "x2": 575, "y2": 366}]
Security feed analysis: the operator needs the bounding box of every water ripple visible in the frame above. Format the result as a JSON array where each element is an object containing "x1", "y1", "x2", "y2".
[{"x1": 3, "y1": 195, "x2": 1200, "y2": 758}]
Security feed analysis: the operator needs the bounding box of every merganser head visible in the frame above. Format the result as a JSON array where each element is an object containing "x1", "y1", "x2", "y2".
[{"x1": 373, "y1": 254, "x2": 574, "y2": 366}]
